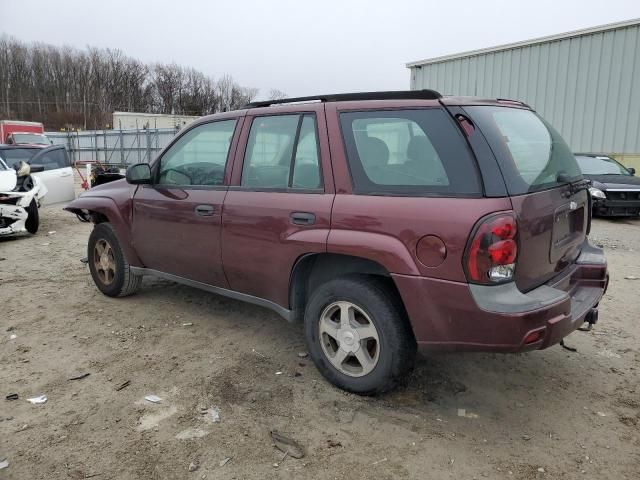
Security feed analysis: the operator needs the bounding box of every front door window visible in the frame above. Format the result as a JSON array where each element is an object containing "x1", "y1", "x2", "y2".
[{"x1": 158, "y1": 120, "x2": 237, "y2": 186}]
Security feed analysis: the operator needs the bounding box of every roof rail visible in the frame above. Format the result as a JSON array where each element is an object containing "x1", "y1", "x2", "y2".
[
  {"x1": 243, "y1": 89, "x2": 442, "y2": 108},
  {"x1": 496, "y1": 98, "x2": 531, "y2": 108}
]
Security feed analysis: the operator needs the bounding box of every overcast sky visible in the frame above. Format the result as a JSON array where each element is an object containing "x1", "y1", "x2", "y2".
[{"x1": 2, "y1": 0, "x2": 639, "y2": 99}]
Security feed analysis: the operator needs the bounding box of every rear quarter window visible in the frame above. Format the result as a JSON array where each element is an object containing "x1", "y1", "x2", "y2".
[
  {"x1": 339, "y1": 108, "x2": 481, "y2": 196},
  {"x1": 465, "y1": 106, "x2": 582, "y2": 195}
]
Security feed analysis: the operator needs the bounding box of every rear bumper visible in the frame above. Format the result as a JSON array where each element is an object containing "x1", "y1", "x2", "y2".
[{"x1": 393, "y1": 241, "x2": 608, "y2": 353}]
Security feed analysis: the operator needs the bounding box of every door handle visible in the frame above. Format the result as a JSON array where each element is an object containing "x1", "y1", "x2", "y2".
[
  {"x1": 195, "y1": 204, "x2": 216, "y2": 216},
  {"x1": 60, "y1": 171, "x2": 72, "y2": 177},
  {"x1": 290, "y1": 212, "x2": 316, "y2": 225}
]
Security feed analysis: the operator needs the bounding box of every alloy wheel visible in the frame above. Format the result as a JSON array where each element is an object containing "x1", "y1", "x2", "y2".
[
  {"x1": 93, "y1": 238, "x2": 116, "y2": 285},
  {"x1": 318, "y1": 301, "x2": 380, "y2": 377}
]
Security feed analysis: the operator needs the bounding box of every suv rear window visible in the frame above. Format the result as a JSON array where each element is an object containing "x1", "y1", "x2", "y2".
[
  {"x1": 465, "y1": 106, "x2": 582, "y2": 195},
  {"x1": 340, "y1": 109, "x2": 481, "y2": 196}
]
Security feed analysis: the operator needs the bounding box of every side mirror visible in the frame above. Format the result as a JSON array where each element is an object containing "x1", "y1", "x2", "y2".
[
  {"x1": 126, "y1": 163, "x2": 152, "y2": 185},
  {"x1": 628, "y1": 167, "x2": 636, "y2": 175},
  {"x1": 29, "y1": 164, "x2": 45, "y2": 173}
]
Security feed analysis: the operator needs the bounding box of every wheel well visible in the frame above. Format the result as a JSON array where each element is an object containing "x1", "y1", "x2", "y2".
[
  {"x1": 91, "y1": 212, "x2": 109, "y2": 224},
  {"x1": 289, "y1": 253, "x2": 402, "y2": 322},
  {"x1": 66, "y1": 208, "x2": 109, "y2": 224}
]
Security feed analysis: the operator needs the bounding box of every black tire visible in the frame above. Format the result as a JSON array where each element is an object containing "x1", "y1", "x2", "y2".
[
  {"x1": 87, "y1": 222, "x2": 142, "y2": 297},
  {"x1": 304, "y1": 275, "x2": 416, "y2": 395},
  {"x1": 25, "y1": 199, "x2": 39, "y2": 234}
]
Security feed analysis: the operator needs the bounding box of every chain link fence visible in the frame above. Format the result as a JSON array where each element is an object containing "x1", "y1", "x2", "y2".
[{"x1": 46, "y1": 128, "x2": 180, "y2": 166}]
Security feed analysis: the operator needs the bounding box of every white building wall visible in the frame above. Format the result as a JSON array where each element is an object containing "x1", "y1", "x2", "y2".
[
  {"x1": 408, "y1": 19, "x2": 640, "y2": 156},
  {"x1": 112, "y1": 112, "x2": 199, "y2": 130}
]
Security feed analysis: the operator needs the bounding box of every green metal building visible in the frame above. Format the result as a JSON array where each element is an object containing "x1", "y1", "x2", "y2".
[{"x1": 407, "y1": 19, "x2": 640, "y2": 169}]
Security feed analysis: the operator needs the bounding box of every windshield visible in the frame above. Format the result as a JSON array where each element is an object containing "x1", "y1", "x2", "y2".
[
  {"x1": 465, "y1": 106, "x2": 583, "y2": 195},
  {"x1": 0, "y1": 148, "x2": 39, "y2": 168},
  {"x1": 575, "y1": 155, "x2": 631, "y2": 175},
  {"x1": 12, "y1": 133, "x2": 50, "y2": 145}
]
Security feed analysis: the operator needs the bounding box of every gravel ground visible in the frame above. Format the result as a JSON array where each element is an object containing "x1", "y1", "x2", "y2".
[{"x1": 1, "y1": 208, "x2": 639, "y2": 480}]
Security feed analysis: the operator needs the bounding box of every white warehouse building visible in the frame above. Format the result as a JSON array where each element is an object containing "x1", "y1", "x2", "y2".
[
  {"x1": 407, "y1": 18, "x2": 640, "y2": 169},
  {"x1": 112, "y1": 112, "x2": 199, "y2": 130}
]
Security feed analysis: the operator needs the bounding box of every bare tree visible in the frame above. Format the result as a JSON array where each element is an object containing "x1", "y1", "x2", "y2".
[
  {"x1": 268, "y1": 89, "x2": 288, "y2": 100},
  {"x1": 152, "y1": 63, "x2": 183, "y2": 114},
  {"x1": 216, "y1": 74, "x2": 234, "y2": 112},
  {"x1": 0, "y1": 37, "x2": 12, "y2": 116},
  {"x1": 0, "y1": 34, "x2": 271, "y2": 129}
]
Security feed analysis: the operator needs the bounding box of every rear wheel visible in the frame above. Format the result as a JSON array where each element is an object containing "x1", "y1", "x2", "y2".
[
  {"x1": 88, "y1": 222, "x2": 141, "y2": 297},
  {"x1": 25, "y1": 200, "x2": 39, "y2": 234},
  {"x1": 304, "y1": 276, "x2": 416, "y2": 395}
]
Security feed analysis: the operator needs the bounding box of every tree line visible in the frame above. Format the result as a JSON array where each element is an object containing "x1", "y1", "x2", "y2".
[{"x1": 0, "y1": 36, "x2": 285, "y2": 130}]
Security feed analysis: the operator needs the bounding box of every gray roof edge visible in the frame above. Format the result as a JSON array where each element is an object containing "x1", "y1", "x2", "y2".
[{"x1": 406, "y1": 17, "x2": 640, "y2": 68}]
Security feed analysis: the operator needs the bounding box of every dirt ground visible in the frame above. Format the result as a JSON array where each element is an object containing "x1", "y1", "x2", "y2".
[{"x1": 1, "y1": 207, "x2": 639, "y2": 480}]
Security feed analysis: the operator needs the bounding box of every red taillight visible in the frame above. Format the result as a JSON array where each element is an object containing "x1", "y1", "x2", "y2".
[
  {"x1": 490, "y1": 216, "x2": 516, "y2": 239},
  {"x1": 465, "y1": 213, "x2": 518, "y2": 283},
  {"x1": 488, "y1": 240, "x2": 517, "y2": 264}
]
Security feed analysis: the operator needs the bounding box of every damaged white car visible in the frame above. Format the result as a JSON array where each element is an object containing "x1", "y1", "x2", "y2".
[{"x1": 0, "y1": 158, "x2": 47, "y2": 236}]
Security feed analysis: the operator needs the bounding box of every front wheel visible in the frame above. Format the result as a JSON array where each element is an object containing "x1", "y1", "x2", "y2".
[
  {"x1": 88, "y1": 222, "x2": 141, "y2": 297},
  {"x1": 25, "y1": 199, "x2": 39, "y2": 234},
  {"x1": 304, "y1": 276, "x2": 416, "y2": 395}
]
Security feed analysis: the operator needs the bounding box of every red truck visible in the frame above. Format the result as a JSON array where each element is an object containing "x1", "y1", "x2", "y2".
[{"x1": 0, "y1": 120, "x2": 50, "y2": 145}]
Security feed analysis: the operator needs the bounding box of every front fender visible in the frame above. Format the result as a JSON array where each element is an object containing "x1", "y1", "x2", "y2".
[
  {"x1": 33, "y1": 175, "x2": 48, "y2": 201},
  {"x1": 327, "y1": 229, "x2": 420, "y2": 275},
  {"x1": 65, "y1": 194, "x2": 143, "y2": 267}
]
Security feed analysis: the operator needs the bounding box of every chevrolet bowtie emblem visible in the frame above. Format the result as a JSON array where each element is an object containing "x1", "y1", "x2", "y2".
[{"x1": 569, "y1": 201, "x2": 578, "y2": 210}]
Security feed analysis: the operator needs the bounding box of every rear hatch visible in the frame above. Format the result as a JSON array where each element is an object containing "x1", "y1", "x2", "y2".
[{"x1": 464, "y1": 105, "x2": 588, "y2": 292}]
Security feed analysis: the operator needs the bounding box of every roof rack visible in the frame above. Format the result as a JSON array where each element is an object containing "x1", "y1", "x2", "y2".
[
  {"x1": 243, "y1": 89, "x2": 442, "y2": 108},
  {"x1": 496, "y1": 98, "x2": 531, "y2": 108}
]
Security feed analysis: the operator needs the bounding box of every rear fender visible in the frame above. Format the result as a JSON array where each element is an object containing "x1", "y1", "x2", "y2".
[
  {"x1": 65, "y1": 195, "x2": 142, "y2": 267},
  {"x1": 327, "y1": 229, "x2": 420, "y2": 275}
]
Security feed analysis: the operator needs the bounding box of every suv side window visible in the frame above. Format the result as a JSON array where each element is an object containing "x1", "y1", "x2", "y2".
[
  {"x1": 242, "y1": 114, "x2": 322, "y2": 190},
  {"x1": 35, "y1": 148, "x2": 68, "y2": 171},
  {"x1": 158, "y1": 119, "x2": 237, "y2": 186},
  {"x1": 340, "y1": 109, "x2": 481, "y2": 196},
  {"x1": 291, "y1": 115, "x2": 321, "y2": 189}
]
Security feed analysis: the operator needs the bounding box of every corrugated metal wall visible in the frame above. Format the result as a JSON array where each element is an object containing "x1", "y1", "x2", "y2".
[
  {"x1": 410, "y1": 22, "x2": 640, "y2": 156},
  {"x1": 46, "y1": 128, "x2": 178, "y2": 165}
]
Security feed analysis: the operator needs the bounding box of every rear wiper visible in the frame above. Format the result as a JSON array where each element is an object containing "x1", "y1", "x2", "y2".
[{"x1": 557, "y1": 173, "x2": 591, "y2": 196}]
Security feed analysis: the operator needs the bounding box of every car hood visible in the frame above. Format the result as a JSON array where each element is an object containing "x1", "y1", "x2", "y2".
[
  {"x1": 85, "y1": 177, "x2": 128, "y2": 193},
  {"x1": 65, "y1": 177, "x2": 136, "y2": 213},
  {"x1": 584, "y1": 174, "x2": 640, "y2": 190}
]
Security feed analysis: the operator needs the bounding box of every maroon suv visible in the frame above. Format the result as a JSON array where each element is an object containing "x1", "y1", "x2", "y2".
[{"x1": 66, "y1": 90, "x2": 608, "y2": 394}]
